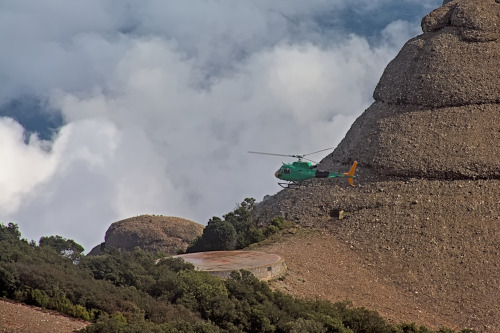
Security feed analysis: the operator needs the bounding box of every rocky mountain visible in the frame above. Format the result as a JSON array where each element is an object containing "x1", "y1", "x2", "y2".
[
  {"x1": 323, "y1": 0, "x2": 500, "y2": 179},
  {"x1": 257, "y1": 0, "x2": 500, "y2": 331},
  {"x1": 88, "y1": 215, "x2": 203, "y2": 256}
]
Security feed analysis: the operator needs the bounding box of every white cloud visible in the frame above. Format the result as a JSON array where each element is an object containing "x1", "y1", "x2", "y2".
[
  {"x1": 0, "y1": 118, "x2": 57, "y2": 214},
  {"x1": 0, "y1": 1, "x2": 430, "y2": 251}
]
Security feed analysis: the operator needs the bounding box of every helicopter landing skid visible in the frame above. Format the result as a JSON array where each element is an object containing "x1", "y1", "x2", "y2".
[
  {"x1": 278, "y1": 181, "x2": 303, "y2": 189},
  {"x1": 278, "y1": 179, "x2": 328, "y2": 189}
]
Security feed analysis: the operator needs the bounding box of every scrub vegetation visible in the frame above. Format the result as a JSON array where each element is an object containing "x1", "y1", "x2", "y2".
[
  {"x1": 0, "y1": 216, "x2": 473, "y2": 332},
  {"x1": 186, "y1": 198, "x2": 290, "y2": 253}
]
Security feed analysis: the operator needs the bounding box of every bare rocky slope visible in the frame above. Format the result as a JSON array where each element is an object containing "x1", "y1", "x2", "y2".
[
  {"x1": 0, "y1": 299, "x2": 88, "y2": 333},
  {"x1": 256, "y1": 1, "x2": 500, "y2": 332},
  {"x1": 88, "y1": 215, "x2": 203, "y2": 256},
  {"x1": 257, "y1": 179, "x2": 499, "y2": 332}
]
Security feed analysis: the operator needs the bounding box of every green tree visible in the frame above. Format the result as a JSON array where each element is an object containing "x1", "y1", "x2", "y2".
[
  {"x1": 39, "y1": 235, "x2": 84, "y2": 261},
  {"x1": 188, "y1": 217, "x2": 237, "y2": 252},
  {"x1": 223, "y1": 198, "x2": 256, "y2": 233},
  {"x1": 204, "y1": 218, "x2": 237, "y2": 251},
  {"x1": 0, "y1": 223, "x2": 21, "y2": 241}
]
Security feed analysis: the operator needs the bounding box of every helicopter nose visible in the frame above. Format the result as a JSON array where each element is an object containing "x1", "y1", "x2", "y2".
[{"x1": 275, "y1": 171, "x2": 281, "y2": 178}]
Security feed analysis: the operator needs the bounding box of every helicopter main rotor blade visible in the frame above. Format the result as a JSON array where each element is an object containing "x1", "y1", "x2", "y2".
[
  {"x1": 302, "y1": 147, "x2": 335, "y2": 157},
  {"x1": 248, "y1": 151, "x2": 296, "y2": 158},
  {"x1": 302, "y1": 157, "x2": 319, "y2": 164},
  {"x1": 249, "y1": 147, "x2": 334, "y2": 161}
]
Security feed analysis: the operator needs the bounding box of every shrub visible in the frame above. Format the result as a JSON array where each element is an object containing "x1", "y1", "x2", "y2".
[
  {"x1": 398, "y1": 323, "x2": 434, "y2": 333},
  {"x1": 28, "y1": 288, "x2": 50, "y2": 308},
  {"x1": 282, "y1": 317, "x2": 327, "y2": 333},
  {"x1": 177, "y1": 270, "x2": 228, "y2": 318},
  {"x1": 0, "y1": 264, "x2": 19, "y2": 297}
]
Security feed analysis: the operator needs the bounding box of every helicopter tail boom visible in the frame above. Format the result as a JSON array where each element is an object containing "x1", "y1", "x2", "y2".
[{"x1": 343, "y1": 161, "x2": 358, "y2": 187}]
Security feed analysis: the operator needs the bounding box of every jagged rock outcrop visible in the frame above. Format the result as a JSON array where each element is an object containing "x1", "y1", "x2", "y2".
[
  {"x1": 88, "y1": 215, "x2": 203, "y2": 255},
  {"x1": 321, "y1": 0, "x2": 500, "y2": 179}
]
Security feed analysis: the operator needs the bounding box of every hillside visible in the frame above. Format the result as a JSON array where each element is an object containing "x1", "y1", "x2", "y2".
[
  {"x1": 257, "y1": 179, "x2": 499, "y2": 332},
  {"x1": 1, "y1": 1, "x2": 498, "y2": 331},
  {"x1": 259, "y1": 229, "x2": 458, "y2": 330},
  {"x1": 255, "y1": 1, "x2": 500, "y2": 332},
  {"x1": 4, "y1": 222, "x2": 447, "y2": 333}
]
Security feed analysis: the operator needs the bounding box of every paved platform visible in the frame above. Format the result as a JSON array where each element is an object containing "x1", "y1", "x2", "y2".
[{"x1": 174, "y1": 251, "x2": 286, "y2": 280}]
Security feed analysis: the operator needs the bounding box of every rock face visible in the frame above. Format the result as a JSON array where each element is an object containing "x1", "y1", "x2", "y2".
[
  {"x1": 257, "y1": 179, "x2": 500, "y2": 331},
  {"x1": 322, "y1": 0, "x2": 500, "y2": 179},
  {"x1": 256, "y1": 1, "x2": 500, "y2": 332},
  {"x1": 88, "y1": 215, "x2": 203, "y2": 255}
]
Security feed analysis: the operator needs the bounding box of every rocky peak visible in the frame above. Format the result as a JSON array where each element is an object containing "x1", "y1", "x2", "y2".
[
  {"x1": 88, "y1": 215, "x2": 203, "y2": 255},
  {"x1": 426, "y1": 0, "x2": 500, "y2": 42},
  {"x1": 321, "y1": 0, "x2": 500, "y2": 179}
]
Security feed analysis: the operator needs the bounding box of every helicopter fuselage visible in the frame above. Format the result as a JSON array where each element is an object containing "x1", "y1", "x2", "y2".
[{"x1": 275, "y1": 161, "x2": 346, "y2": 181}]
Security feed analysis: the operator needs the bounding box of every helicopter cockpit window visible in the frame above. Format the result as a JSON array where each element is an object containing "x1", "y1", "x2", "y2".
[
  {"x1": 284, "y1": 168, "x2": 291, "y2": 174},
  {"x1": 278, "y1": 167, "x2": 284, "y2": 174}
]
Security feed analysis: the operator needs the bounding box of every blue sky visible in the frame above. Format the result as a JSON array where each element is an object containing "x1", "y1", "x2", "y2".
[{"x1": 0, "y1": 0, "x2": 442, "y2": 251}]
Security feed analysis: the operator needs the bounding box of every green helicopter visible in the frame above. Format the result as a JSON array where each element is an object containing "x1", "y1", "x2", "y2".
[{"x1": 249, "y1": 147, "x2": 357, "y2": 188}]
